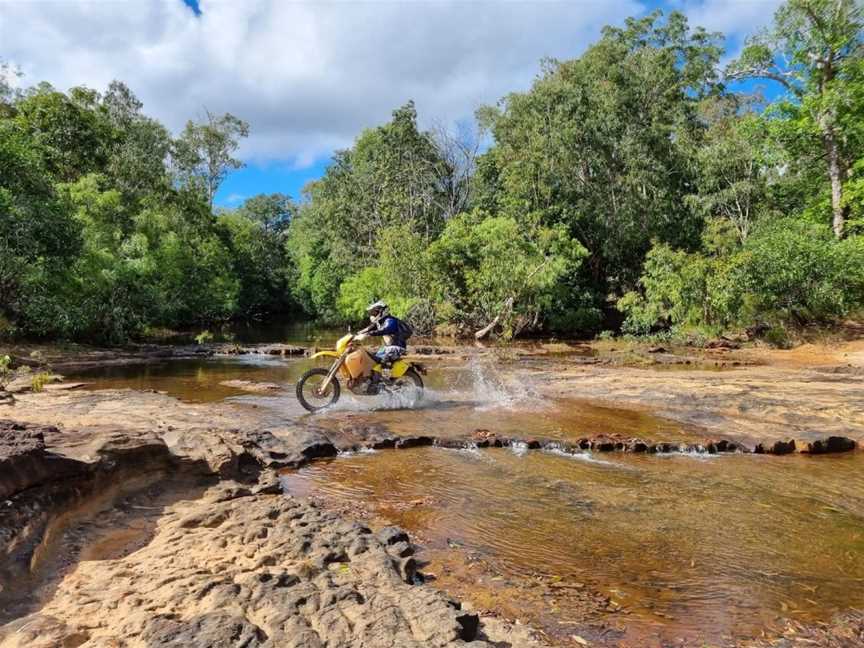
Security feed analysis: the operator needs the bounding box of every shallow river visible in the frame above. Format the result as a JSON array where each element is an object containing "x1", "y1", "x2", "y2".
[{"x1": 69, "y1": 347, "x2": 864, "y2": 646}]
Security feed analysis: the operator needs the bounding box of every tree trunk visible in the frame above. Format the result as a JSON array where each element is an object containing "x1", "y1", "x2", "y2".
[
  {"x1": 825, "y1": 130, "x2": 847, "y2": 239},
  {"x1": 475, "y1": 297, "x2": 514, "y2": 340}
]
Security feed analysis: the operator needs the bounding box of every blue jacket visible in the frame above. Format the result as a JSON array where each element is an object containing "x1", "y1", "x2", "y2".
[{"x1": 367, "y1": 315, "x2": 407, "y2": 349}]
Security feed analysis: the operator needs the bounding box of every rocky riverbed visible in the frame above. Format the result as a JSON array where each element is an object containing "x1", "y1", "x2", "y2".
[{"x1": 1, "y1": 338, "x2": 863, "y2": 647}]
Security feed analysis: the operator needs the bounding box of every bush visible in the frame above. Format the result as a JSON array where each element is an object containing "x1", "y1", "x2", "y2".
[
  {"x1": 742, "y1": 220, "x2": 864, "y2": 323},
  {"x1": 620, "y1": 221, "x2": 864, "y2": 334}
]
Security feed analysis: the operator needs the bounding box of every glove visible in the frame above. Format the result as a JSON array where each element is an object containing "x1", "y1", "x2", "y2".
[{"x1": 354, "y1": 333, "x2": 368, "y2": 342}]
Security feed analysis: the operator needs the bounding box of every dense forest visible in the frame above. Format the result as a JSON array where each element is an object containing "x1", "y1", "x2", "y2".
[{"x1": 2, "y1": 0, "x2": 863, "y2": 344}]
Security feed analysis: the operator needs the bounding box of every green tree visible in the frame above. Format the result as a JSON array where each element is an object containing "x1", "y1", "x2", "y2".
[
  {"x1": 426, "y1": 213, "x2": 587, "y2": 338},
  {"x1": 0, "y1": 119, "x2": 81, "y2": 334},
  {"x1": 686, "y1": 101, "x2": 776, "y2": 243},
  {"x1": 14, "y1": 84, "x2": 112, "y2": 182},
  {"x1": 727, "y1": 0, "x2": 864, "y2": 238},
  {"x1": 289, "y1": 102, "x2": 455, "y2": 319},
  {"x1": 173, "y1": 110, "x2": 249, "y2": 208},
  {"x1": 483, "y1": 11, "x2": 723, "y2": 305},
  {"x1": 219, "y1": 194, "x2": 295, "y2": 317},
  {"x1": 235, "y1": 192, "x2": 295, "y2": 232},
  {"x1": 101, "y1": 81, "x2": 173, "y2": 205}
]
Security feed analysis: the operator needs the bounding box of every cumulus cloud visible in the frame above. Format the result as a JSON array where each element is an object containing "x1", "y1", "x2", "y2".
[{"x1": 0, "y1": 0, "x2": 778, "y2": 167}]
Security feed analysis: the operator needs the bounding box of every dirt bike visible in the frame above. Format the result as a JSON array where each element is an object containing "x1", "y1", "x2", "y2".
[{"x1": 296, "y1": 333, "x2": 426, "y2": 412}]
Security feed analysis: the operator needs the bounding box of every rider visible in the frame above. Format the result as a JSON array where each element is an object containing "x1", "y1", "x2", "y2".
[{"x1": 354, "y1": 300, "x2": 407, "y2": 366}]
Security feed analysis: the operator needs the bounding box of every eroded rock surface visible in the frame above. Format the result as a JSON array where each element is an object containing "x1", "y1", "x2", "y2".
[{"x1": 0, "y1": 482, "x2": 507, "y2": 648}]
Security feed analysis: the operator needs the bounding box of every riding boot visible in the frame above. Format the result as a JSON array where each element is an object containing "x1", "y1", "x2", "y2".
[{"x1": 366, "y1": 373, "x2": 381, "y2": 394}]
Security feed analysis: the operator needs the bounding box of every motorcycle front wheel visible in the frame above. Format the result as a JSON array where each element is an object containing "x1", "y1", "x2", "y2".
[{"x1": 296, "y1": 368, "x2": 341, "y2": 412}]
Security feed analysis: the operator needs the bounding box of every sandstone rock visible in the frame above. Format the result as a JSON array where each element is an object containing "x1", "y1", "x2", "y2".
[
  {"x1": 0, "y1": 486, "x2": 496, "y2": 647},
  {"x1": 377, "y1": 526, "x2": 410, "y2": 547},
  {"x1": 0, "y1": 421, "x2": 80, "y2": 499}
]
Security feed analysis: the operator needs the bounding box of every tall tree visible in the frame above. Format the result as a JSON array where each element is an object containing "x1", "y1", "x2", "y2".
[
  {"x1": 289, "y1": 102, "x2": 454, "y2": 318},
  {"x1": 686, "y1": 98, "x2": 775, "y2": 244},
  {"x1": 484, "y1": 11, "x2": 723, "y2": 297},
  {"x1": 102, "y1": 81, "x2": 173, "y2": 204},
  {"x1": 173, "y1": 110, "x2": 249, "y2": 208},
  {"x1": 727, "y1": 0, "x2": 864, "y2": 238},
  {"x1": 235, "y1": 192, "x2": 295, "y2": 233}
]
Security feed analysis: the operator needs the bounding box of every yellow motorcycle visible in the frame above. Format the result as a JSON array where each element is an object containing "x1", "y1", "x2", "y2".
[{"x1": 296, "y1": 333, "x2": 425, "y2": 412}]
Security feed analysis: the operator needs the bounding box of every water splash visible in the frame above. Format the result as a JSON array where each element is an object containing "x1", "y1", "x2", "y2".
[
  {"x1": 542, "y1": 443, "x2": 620, "y2": 466},
  {"x1": 335, "y1": 447, "x2": 378, "y2": 458},
  {"x1": 465, "y1": 357, "x2": 545, "y2": 412},
  {"x1": 510, "y1": 441, "x2": 529, "y2": 456}
]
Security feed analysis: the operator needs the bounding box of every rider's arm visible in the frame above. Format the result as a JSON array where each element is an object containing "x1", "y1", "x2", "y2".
[{"x1": 365, "y1": 316, "x2": 398, "y2": 337}]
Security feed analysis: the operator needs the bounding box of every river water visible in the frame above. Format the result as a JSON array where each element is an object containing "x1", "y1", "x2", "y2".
[{"x1": 68, "y1": 339, "x2": 864, "y2": 647}]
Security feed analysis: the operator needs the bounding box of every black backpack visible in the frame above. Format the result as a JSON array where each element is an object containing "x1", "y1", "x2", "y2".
[{"x1": 397, "y1": 317, "x2": 413, "y2": 341}]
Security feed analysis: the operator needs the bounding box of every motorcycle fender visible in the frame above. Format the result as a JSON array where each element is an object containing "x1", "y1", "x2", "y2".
[
  {"x1": 310, "y1": 351, "x2": 339, "y2": 360},
  {"x1": 389, "y1": 360, "x2": 410, "y2": 378}
]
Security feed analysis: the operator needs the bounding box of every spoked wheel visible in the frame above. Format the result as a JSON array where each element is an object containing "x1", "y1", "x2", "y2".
[
  {"x1": 386, "y1": 368, "x2": 424, "y2": 403},
  {"x1": 296, "y1": 368, "x2": 341, "y2": 412}
]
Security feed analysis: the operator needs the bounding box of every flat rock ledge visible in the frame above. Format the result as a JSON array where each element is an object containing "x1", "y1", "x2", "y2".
[
  {"x1": 0, "y1": 415, "x2": 540, "y2": 647},
  {"x1": 0, "y1": 482, "x2": 492, "y2": 648}
]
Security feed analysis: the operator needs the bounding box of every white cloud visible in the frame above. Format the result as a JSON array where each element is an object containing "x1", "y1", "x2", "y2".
[
  {"x1": 0, "y1": 0, "x2": 779, "y2": 167},
  {"x1": 676, "y1": 0, "x2": 784, "y2": 52}
]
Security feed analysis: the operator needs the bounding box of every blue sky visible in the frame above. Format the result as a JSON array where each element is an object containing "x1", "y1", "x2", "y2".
[{"x1": 2, "y1": 0, "x2": 786, "y2": 208}]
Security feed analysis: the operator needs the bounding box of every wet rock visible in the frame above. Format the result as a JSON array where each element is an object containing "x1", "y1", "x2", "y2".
[
  {"x1": 591, "y1": 438, "x2": 617, "y2": 452},
  {"x1": 332, "y1": 423, "x2": 398, "y2": 451},
  {"x1": 395, "y1": 435, "x2": 434, "y2": 449},
  {"x1": 754, "y1": 439, "x2": 797, "y2": 455},
  {"x1": 797, "y1": 436, "x2": 857, "y2": 454},
  {"x1": 630, "y1": 440, "x2": 649, "y2": 453},
  {"x1": 299, "y1": 441, "x2": 338, "y2": 460},
  {"x1": 433, "y1": 437, "x2": 470, "y2": 450}
]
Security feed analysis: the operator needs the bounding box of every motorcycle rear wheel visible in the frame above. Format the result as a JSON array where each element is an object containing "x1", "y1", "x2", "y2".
[
  {"x1": 296, "y1": 368, "x2": 341, "y2": 412},
  {"x1": 389, "y1": 368, "x2": 424, "y2": 399}
]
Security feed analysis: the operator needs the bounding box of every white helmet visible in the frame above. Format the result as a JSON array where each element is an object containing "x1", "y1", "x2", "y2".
[{"x1": 366, "y1": 300, "x2": 389, "y2": 323}]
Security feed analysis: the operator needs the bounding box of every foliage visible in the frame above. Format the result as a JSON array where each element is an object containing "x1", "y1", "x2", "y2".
[
  {"x1": 30, "y1": 371, "x2": 51, "y2": 393},
  {"x1": 0, "y1": 80, "x2": 295, "y2": 343},
  {"x1": 483, "y1": 11, "x2": 722, "y2": 301},
  {"x1": 172, "y1": 111, "x2": 249, "y2": 208},
  {"x1": 620, "y1": 220, "x2": 864, "y2": 334},
  {"x1": 0, "y1": 355, "x2": 11, "y2": 392},
  {"x1": 3, "y1": 2, "x2": 864, "y2": 343},
  {"x1": 727, "y1": 0, "x2": 864, "y2": 238}
]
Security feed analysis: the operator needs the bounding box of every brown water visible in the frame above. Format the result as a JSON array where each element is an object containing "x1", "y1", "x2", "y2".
[{"x1": 282, "y1": 447, "x2": 864, "y2": 647}]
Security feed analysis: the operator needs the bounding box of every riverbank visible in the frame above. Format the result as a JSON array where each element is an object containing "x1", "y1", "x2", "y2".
[
  {"x1": 0, "y1": 409, "x2": 542, "y2": 647},
  {"x1": 1, "y1": 338, "x2": 863, "y2": 647}
]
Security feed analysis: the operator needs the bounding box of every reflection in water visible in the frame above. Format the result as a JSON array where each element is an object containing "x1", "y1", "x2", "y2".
[
  {"x1": 70, "y1": 354, "x2": 702, "y2": 443},
  {"x1": 282, "y1": 448, "x2": 864, "y2": 646},
  {"x1": 69, "y1": 356, "x2": 309, "y2": 403}
]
